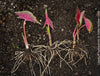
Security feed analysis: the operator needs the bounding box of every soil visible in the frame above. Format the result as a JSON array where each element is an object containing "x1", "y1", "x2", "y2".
[{"x1": 0, "y1": 0, "x2": 100, "y2": 76}]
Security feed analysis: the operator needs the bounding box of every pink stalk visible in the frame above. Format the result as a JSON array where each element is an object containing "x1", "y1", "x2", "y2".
[
  {"x1": 23, "y1": 20, "x2": 29, "y2": 49},
  {"x1": 78, "y1": 24, "x2": 86, "y2": 31},
  {"x1": 76, "y1": 24, "x2": 86, "y2": 40},
  {"x1": 73, "y1": 24, "x2": 78, "y2": 48},
  {"x1": 73, "y1": 24, "x2": 86, "y2": 48}
]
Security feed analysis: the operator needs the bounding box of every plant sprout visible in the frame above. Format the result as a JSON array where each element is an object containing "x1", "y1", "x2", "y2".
[
  {"x1": 73, "y1": 8, "x2": 93, "y2": 48},
  {"x1": 15, "y1": 11, "x2": 41, "y2": 49},
  {"x1": 43, "y1": 9, "x2": 54, "y2": 46}
]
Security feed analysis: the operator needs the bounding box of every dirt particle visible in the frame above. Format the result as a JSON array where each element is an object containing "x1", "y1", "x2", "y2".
[
  {"x1": 74, "y1": 72, "x2": 78, "y2": 75},
  {"x1": 28, "y1": 34, "x2": 31, "y2": 37},
  {"x1": 0, "y1": 20, "x2": 3, "y2": 24},
  {"x1": 88, "y1": 71, "x2": 91, "y2": 75},
  {"x1": 3, "y1": 17, "x2": 5, "y2": 21},
  {"x1": 0, "y1": 1, "x2": 2, "y2": 4}
]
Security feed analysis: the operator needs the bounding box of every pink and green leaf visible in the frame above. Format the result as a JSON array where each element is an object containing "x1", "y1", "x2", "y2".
[
  {"x1": 84, "y1": 17, "x2": 93, "y2": 33},
  {"x1": 79, "y1": 11, "x2": 85, "y2": 25},
  {"x1": 43, "y1": 9, "x2": 54, "y2": 29},
  {"x1": 15, "y1": 11, "x2": 41, "y2": 25}
]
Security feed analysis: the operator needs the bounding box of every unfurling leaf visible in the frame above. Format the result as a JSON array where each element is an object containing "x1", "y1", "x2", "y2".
[
  {"x1": 15, "y1": 11, "x2": 41, "y2": 25},
  {"x1": 43, "y1": 9, "x2": 54, "y2": 29},
  {"x1": 84, "y1": 17, "x2": 93, "y2": 33},
  {"x1": 75, "y1": 8, "x2": 81, "y2": 25},
  {"x1": 75, "y1": 8, "x2": 85, "y2": 26}
]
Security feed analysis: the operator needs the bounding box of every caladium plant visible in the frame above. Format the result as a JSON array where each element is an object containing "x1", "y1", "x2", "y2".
[
  {"x1": 43, "y1": 9, "x2": 54, "y2": 46},
  {"x1": 73, "y1": 8, "x2": 93, "y2": 48},
  {"x1": 15, "y1": 11, "x2": 41, "y2": 49}
]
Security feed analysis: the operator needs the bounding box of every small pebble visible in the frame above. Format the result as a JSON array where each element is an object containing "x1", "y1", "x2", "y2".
[
  {"x1": 0, "y1": 20, "x2": 3, "y2": 24},
  {"x1": 0, "y1": 1, "x2": 2, "y2": 4},
  {"x1": 1, "y1": 66, "x2": 4, "y2": 70},
  {"x1": 35, "y1": 5, "x2": 38, "y2": 8},
  {"x1": 43, "y1": 35, "x2": 46, "y2": 40},
  {"x1": 20, "y1": 26, "x2": 23, "y2": 29},
  {"x1": 10, "y1": 8, "x2": 14, "y2": 11},
  {"x1": 94, "y1": 8, "x2": 98, "y2": 12},
  {"x1": 43, "y1": 38, "x2": 45, "y2": 40},
  {"x1": 37, "y1": 39, "x2": 39, "y2": 42},
  {"x1": 15, "y1": 4, "x2": 17, "y2": 7},
  {"x1": 38, "y1": 34, "x2": 41, "y2": 39},
  {"x1": 88, "y1": 71, "x2": 91, "y2": 75},
  {"x1": 8, "y1": 8, "x2": 10, "y2": 10},
  {"x1": 44, "y1": 4, "x2": 48, "y2": 8},
  {"x1": 61, "y1": 28, "x2": 64, "y2": 32},
  {"x1": 11, "y1": 3, "x2": 13, "y2": 6},
  {"x1": 28, "y1": 34, "x2": 31, "y2": 37},
  {"x1": 29, "y1": 25, "x2": 31, "y2": 28},
  {"x1": 13, "y1": 6, "x2": 16, "y2": 8},
  {"x1": 74, "y1": 72, "x2": 78, "y2": 75},
  {"x1": 3, "y1": 2, "x2": 6, "y2": 5},
  {"x1": 3, "y1": 17, "x2": 5, "y2": 21},
  {"x1": 40, "y1": 19, "x2": 42, "y2": 22},
  {"x1": 51, "y1": 11, "x2": 53, "y2": 14}
]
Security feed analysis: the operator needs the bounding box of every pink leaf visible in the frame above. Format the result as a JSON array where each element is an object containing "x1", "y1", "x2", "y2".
[
  {"x1": 84, "y1": 17, "x2": 93, "y2": 33},
  {"x1": 75, "y1": 8, "x2": 81, "y2": 25},
  {"x1": 43, "y1": 9, "x2": 54, "y2": 29},
  {"x1": 15, "y1": 11, "x2": 41, "y2": 25}
]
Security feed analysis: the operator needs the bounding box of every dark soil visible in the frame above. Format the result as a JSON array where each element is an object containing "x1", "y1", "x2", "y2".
[{"x1": 0, "y1": 0, "x2": 100, "y2": 76}]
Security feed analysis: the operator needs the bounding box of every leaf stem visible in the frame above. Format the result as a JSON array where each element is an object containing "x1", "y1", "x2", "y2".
[
  {"x1": 73, "y1": 24, "x2": 78, "y2": 48},
  {"x1": 73, "y1": 24, "x2": 86, "y2": 48},
  {"x1": 48, "y1": 25, "x2": 52, "y2": 46},
  {"x1": 23, "y1": 20, "x2": 29, "y2": 49},
  {"x1": 78, "y1": 24, "x2": 85, "y2": 31}
]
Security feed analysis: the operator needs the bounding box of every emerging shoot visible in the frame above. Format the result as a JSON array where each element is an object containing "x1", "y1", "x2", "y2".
[{"x1": 43, "y1": 9, "x2": 54, "y2": 46}]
